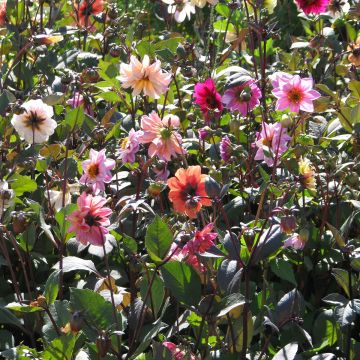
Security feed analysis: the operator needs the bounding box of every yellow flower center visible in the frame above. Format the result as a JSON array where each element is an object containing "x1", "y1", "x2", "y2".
[
  {"x1": 287, "y1": 89, "x2": 303, "y2": 104},
  {"x1": 87, "y1": 163, "x2": 99, "y2": 178}
]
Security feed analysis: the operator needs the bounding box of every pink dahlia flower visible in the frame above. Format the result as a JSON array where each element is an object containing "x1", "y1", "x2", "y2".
[
  {"x1": 153, "y1": 161, "x2": 170, "y2": 182},
  {"x1": 222, "y1": 80, "x2": 262, "y2": 117},
  {"x1": 137, "y1": 111, "x2": 183, "y2": 161},
  {"x1": 67, "y1": 91, "x2": 93, "y2": 116},
  {"x1": 219, "y1": 135, "x2": 232, "y2": 162},
  {"x1": 193, "y1": 78, "x2": 223, "y2": 122},
  {"x1": 295, "y1": 0, "x2": 329, "y2": 14},
  {"x1": 162, "y1": 342, "x2": 196, "y2": 360},
  {"x1": 80, "y1": 149, "x2": 115, "y2": 194},
  {"x1": 168, "y1": 224, "x2": 217, "y2": 273},
  {"x1": 118, "y1": 129, "x2": 140, "y2": 164},
  {"x1": 0, "y1": 1, "x2": 6, "y2": 26},
  {"x1": 271, "y1": 73, "x2": 321, "y2": 113},
  {"x1": 119, "y1": 55, "x2": 171, "y2": 99},
  {"x1": 254, "y1": 122, "x2": 292, "y2": 167},
  {"x1": 68, "y1": 192, "x2": 112, "y2": 246},
  {"x1": 284, "y1": 233, "x2": 305, "y2": 250}
]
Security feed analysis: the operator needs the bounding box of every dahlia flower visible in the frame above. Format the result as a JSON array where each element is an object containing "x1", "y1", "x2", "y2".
[
  {"x1": 222, "y1": 80, "x2": 262, "y2": 116},
  {"x1": 162, "y1": 342, "x2": 196, "y2": 360},
  {"x1": 45, "y1": 184, "x2": 79, "y2": 212},
  {"x1": 74, "y1": 0, "x2": 104, "y2": 27},
  {"x1": 193, "y1": 78, "x2": 223, "y2": 122},
  {"x1": 80, "y1": 149, "x2": 115, "y2": 193},
  {"x1": 254, "y1": 122, "x2": 292, "y2": 167},
  {"x1": 11, "y1": 99, "x2": 57, "y2": 144},
  {"x1": 271, "y1": 73, "x2": 321, "y2": 113},
  {"x1": 153, "y1": 161, "x2": 170, "y2": 182},
  {"x1": 137, "y1": 111, "x2": 183, "y2": 161},
  {"x1": 68, "y1": 192, "x2": 112, "y2": 246},
  {"x1": 294, "y1": 0, "x2": 330, "y2": 14},
  {"x1": 167, "y1": 224, "x2": 217, "y2": 272},
  {"x1": 348, "y1": 37, "x2": 360, "y2": 67},
  {"x1": 119, "y1": 55, "x2": 171, "y2": 99},
  {"x1": 284, "y1": 232, "x2": 306, "y2": 250},
  {"x1": 299, "y1": 157, "x2": 316, "y2": 192},
  {"x1": 191, "y1": 0, "x2": 218, "y2": 7},
  {"x1": 118, "y1": 129, "x2": 140, "y2": 164},
  {"x1": 167, "y1": 166, "x2": 212, "y2": 218},
  {"x1": 0, "y1": 181, "x2": 14, "y2": 219},
  {"x1": 67, "y1": 92, "x2": 93, "y2": 116},
  {"x1": 219, "y1": 135, "x2": 232, "y2": 162},
  {"x1": 0, "y1": 1, "x2": 7, "y2": 26},
  {"x1": 162, "y1": 0, "x2": 196, "y2": 22}
]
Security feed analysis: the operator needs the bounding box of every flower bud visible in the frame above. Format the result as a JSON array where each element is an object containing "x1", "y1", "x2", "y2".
[
  {"x1": 70, "y1": 311, "x2": 84, "y2": 333},
  {"x1": 280, "y1": 215, "x2": 297, "y2": 234}
]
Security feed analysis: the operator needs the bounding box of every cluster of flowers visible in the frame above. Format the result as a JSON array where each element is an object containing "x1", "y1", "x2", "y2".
[{"x1": 9, "y1": 49, "x2": 321, "y2": 255}]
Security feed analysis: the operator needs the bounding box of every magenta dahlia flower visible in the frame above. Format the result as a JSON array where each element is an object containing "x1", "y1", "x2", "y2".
[
  {"x1": 219, "y1": 135, "x2": 232, "y2": 162},
  {"x1": 222, "y1": 80, "x2": 262, "y2": 117},
  {"x1": 254, "y1": 122, "x2": 292, "y2": 167},
  {"x1": 271, "y1": 73, "x2": 321, "y2": 113},
  {"x1": 68, "y1": 192, "x2": 112, "y2": 246},
  {"x1": 193, "y1": 78, "x2": 223, "y2": 122},
  {"x1": 294, "y1": 0, "x2": 330, "y2": 14}
]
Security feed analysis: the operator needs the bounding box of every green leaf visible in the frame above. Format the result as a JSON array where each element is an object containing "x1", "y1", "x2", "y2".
[
  {"x1": 44, "y1": 270, "x2": 60, "y2": 305},
  {"x1": 326, "y1": 222, "x2": 346, "y2": 248},
  {"x1": 251, "y1": 225, "x2": 285, "y2": 264},
  {"x1": 42, "y1": 334, "x2": 78, "y2": 360},
  {"x1": 53, "y1": 257, "x2": 98, "y2": 275},
  {"x1": 145, "y1": 216, "x2": 173, "y2": 262},
  {"x1": 140, "y1": 273, "x2": 165, "y2": 317},
  {"x1": 161, "y1": 261, "x2": 201, "y2": 306},
  {"x1": 70, "y1": 288, "x2": 118, "y2": 330},
  {"x1": 64, "y1": 106, "x2": 84, "y2": 130},
  {"x1": 313, "y1": 310, "x2": 337, "y2": 349},
  {"x1": 216, "y1": 293, "x2": 246, "y2": 318},
  {"x1": 0, "y1": 308, "x2": 24, "y2": 328},
  {"x1": 273, "y1": 342, "x2": 298, "y2": 360},
  {"x1": 55, "y1": 203, "x2": 77, "y2": 239},
  {"x1": 270, "y1": 258, "x2": 297, "y2": 286},
  {"x1": 332, "y1": 268, "x2": 350, "y2": 298},
  {"x1": 96, "y1": 91, "x2": 121, "y2": 102},
  {"x1": 8, "y1": 174, "x2": 37, "y2": 196},
  {"x1": 6, "y1": 303, "x2": 43, "y2": 313}
]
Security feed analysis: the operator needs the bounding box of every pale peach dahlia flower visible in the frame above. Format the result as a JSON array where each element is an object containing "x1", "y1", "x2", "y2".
[
  {"x1": 11, "y1": 99, "x2": 57, "y2": 144},
  {"x1": 119, "y1": 55, "x2": 171, "y2": 99}
]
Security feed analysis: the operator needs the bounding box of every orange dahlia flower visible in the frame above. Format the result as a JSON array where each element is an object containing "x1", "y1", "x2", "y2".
[
  {"x1": 348, "y1": 37, "x2": 360, "y2": 67},
  {"x1": 167, "y1": 166, "x2": 212, "y2": 218}
]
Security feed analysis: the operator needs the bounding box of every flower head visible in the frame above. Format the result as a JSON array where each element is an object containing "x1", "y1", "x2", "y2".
[
  {"x1": 162, "y1": 0, "x2": 196, "y2": 22},
  {"x1": 162, "y1": 342, "x2": 196, "y2": 360},
  {"x1": 11, "y1": 99, "x2": 57, "y2": 144},
  {"x1": 68, "y1": 192, "x2": 112, "y2": 246},
  {"x1": 137, "y1": 111, "x2": 183, "y2": 161},
  {"x1": 294, "y1": 0, "x2": 330, "y2": 14},
  {"x1": 74, "y1": 0, "x2": 104, "y2": 27},
  {"x1": 67, "y1": 92, "x2": 93, "y2": 116},
  {"x1": 167, "y1": 166, "x2": 212, "y2": 218},
  {"x1": 271, "y1": 73, "x2": 321, "y2": 113},
  {"x1": 284, "y1": 230, "x2": 308, "y2": 250},
  {"x1": 219, "y1": 135, "x2": 232, "y2": 162},
  {"x1": 183, "y1": 223, "x2": 217, "y2": 256},
  {"x1": 254, "y1": 122, "x2": 291, "y2": 167},
  {"x1": 119, "y1": 55, "x2": 171, "y2": 99},
  {"x1": 0, "y1": 1, "x2": 7, "y2": 26},
  {"x1": 118, "y1": 129, "x2": 140, "y2": 164},
  {"x1": 80, "y1": 149, "x2": 115, "y2": 194},
  {"x1": 348, "y1": 37, "x2": 360, "y2": 67},
  {"x1": 299, "y1": 157, "x2": 316, "y2": 192},
  {"x1": 0, "y1": 181, "x2": 14, "y2": 219},
  {"x1": 153, "y1": 161, "x2": 170, "y2": 182},
  {"x1": 222, "y1": 80, "x2": 262, "y2": 116},
  {"x1": 45, "y1": 184, "x2": 79, "y2": 212},
  {"x1": 193, "y1": 79, "x2": 223, "y2": 122},
  {"x1": 328, "y1": 0, "x2": 350, "y2": 16}
]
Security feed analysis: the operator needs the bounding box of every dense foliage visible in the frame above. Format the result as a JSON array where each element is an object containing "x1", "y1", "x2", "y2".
[{"x1": 0, "y1": 0, "x2": 360, "y2": 359}]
